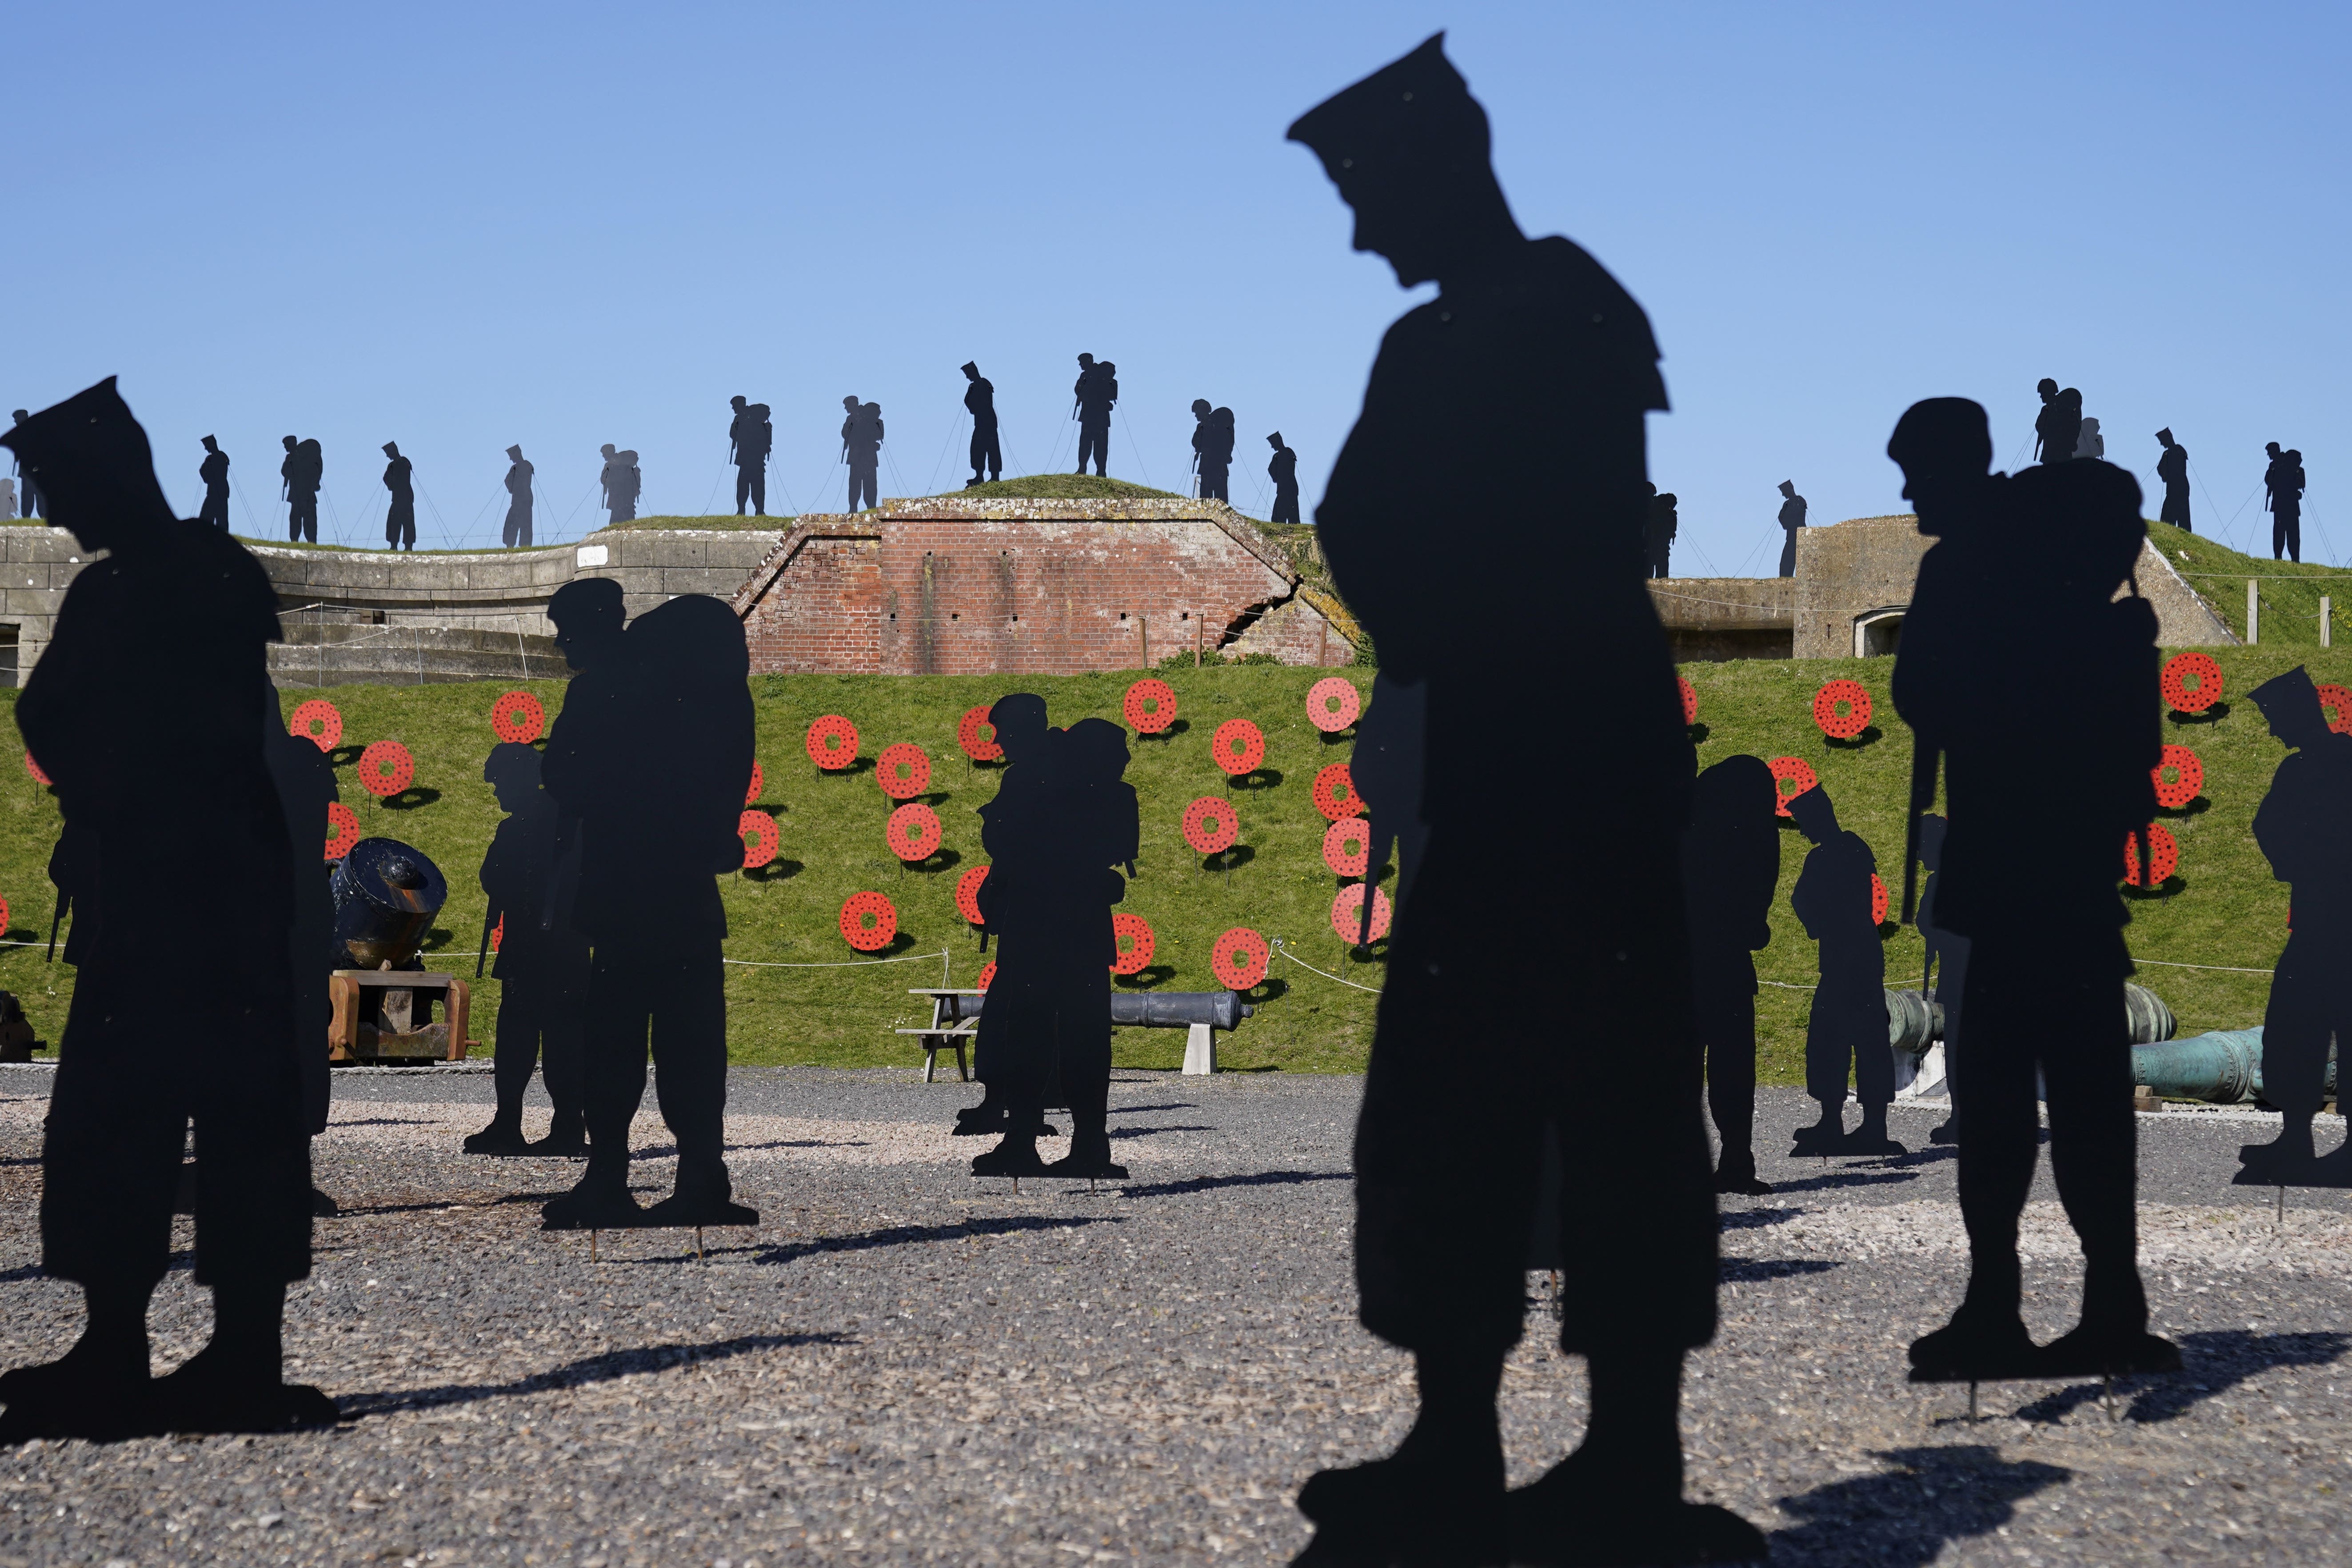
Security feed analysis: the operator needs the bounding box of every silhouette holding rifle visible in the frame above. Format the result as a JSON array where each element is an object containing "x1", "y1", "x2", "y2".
[{"x1": 1073, "y1": 355, "x2": 1116, "y2": 477}]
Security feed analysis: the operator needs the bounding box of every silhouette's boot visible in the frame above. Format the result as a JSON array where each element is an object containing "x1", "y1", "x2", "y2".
[
  {"x1": 2238, "y1": 1113, "x2": 2316, "y2": 1181},
  {"x1": 152, "y1": 1282, "x2": 336, "y2": 1434},
  {"x1": 1927, "y1": 1115, "x2": 1959, "y2": 1146},
  {"x1": 1505, "y1": 1348, "x2": 1765, "y2": 1566},
  {"x1": 953, "y1": 1090, "x2": 1008, "y2": 1137},
  {"x1": 970, "y1": 1129, "x2": 1047, "y2": 1179},
  {"x1": 1841, "y1": 1102, "x2": 1906, "y2": 1157},
  {"x1": 1908, "y1": 1255, "x2": 2036, "y2": 1381},
  {"x1": 1294, "y1": 1345, "x2": 1505, "y2": 1565},
  {"x1": 463, "y1": 1111, "x2": 529, "y2": 1157},
  {"x1": 526, "y1": 1105, "x2": 590, "y2": 1158},
  {"x1": 1788, "y1": 1100, "x2": 1844, "y2": 1157},
  {"x1": 1046, "y1": 1075, "x2": 1127, "y2": 1181},
  {"x1": 643, "y1": 1145, "x2": 758, "y2": 1228},
  {"x1": 2036, "y1": 1258, "x2": 2180, "y2": 1377},
  {"x1": 541, "y1": 1138, "x2": 642, "y2": 1230},
  {"x1": 1711, "y1": 1149, "x2": 1772, "y2": 1197},
  {"x1": 0, "y1": 1282, "x2": 157, "y2": 1442}
]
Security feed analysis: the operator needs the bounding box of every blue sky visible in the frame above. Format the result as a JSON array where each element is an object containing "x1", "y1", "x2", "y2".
[{"x1": 8, "y1": 2, "x2": 2345, "y2": 567}]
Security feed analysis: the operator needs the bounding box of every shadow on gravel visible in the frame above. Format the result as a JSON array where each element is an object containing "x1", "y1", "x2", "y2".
[
  {"x1": 326, "y1": 1118, "x2": 441, "y2": 1129},
  {"x1": 1108, "y1": 1125, "x2": 1217, "y2": 1140},
  {"x1": 1718, "y1": 1209, "x2": 1801, "y2": 1232},
  {"x1": 1772, "y1": 1444, "x2": 2072, "y2": 1565},
  {"x1": 1118, "y1": 1170, "x2": 1350, "y2": 1199},
  {"x1": 2011, "y1": 1330, "x2": 2352, "y2": 1426},
  {"x1": 753, "y1": 1215, "x2": 1123, "y2": 1267},
  {"x1": 1719, "y1": 1258, "x2": 1841, "y2": 1282},
  {"x1": 1107, "y1": 1104, "x2": 1198, "y2": 1115},
  {"x1": 1766, "y1": 1169, "x2": 1922, "y2": 1195},
  {"x1": 337, "y1": 1332, "x2": 846, "y2": 1418}
]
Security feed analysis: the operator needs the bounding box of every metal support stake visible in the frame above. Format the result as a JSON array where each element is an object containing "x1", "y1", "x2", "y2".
[
  {"x1": 590, "y1": 1229, "x2": 598, "y2": 1264},
  {"x1": 1968, "y1": 1381, "x2": 1978, "y2": 1424},
  {"x1": 696, "y1": 1227, "x2": 705, "y2": 1264}
]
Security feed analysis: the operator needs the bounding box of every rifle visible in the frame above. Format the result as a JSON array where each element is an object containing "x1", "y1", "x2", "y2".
[
  {"x1": 45, "y1": 890, "x2": 67, "y2": 963},
  {"x1": 476, "y1": 902, "x2": 499, "y2": 979},
  {"x1": 1900, "y1": 737, "x2": 1938, "y2": 926}
]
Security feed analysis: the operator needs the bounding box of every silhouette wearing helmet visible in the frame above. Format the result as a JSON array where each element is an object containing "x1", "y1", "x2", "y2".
[
  {"x1": 1072, "y1": 355, "x2": 1116, "y2": 476},
  {"x1": 841, "y1": 397, "x2": 884, "y2": 513},
  {"x1": 1643, "y1": 482, "x2": 1677, "y2": 579},
  {"x1": 280, "y1": 436, "x2": 323, "y2": 543},
  {"x1": 2264, "y1": 441, "x2": 2305, "y2": 562},
  {"x1": 599, "y1": 443, "x2": 640, "y2": 525},
  {"x1": 2032, "y1": 378, "x2": 2077, "y2": 466},
  {"x1": 728, "y1": 395, "x2": 771, "y2": 516}
]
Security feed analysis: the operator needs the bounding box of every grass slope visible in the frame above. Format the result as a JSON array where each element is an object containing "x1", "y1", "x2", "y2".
[
  {"x1": 2, "y1": 643, "x2": 2338, "y2": 1081},
  {"x1": 2148, "y1": 521, "x2": 2349, "y2": 648},
  {"x1": 946, "y1": 475, "x2": 1180, "y2": 503}
]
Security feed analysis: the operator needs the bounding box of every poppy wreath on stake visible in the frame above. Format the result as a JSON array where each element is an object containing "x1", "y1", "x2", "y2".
[
  {"x1": 2151, "y1": 744, "x2": 2204, "y2": 809},
  {"x1": 839, "y1": 891, "x2": 897, "y2": 952},
  {"x1": 956, "y1": 705, "x2": 1004, "y2": 762},
  {"x1": 289, "y1": 698, "x2": 343, "y2": 752},
  {"x1": 358, "y1": 741, "x2": 415, "y2": 798},
  {"x1": 1677, "y1": 674, "x2": 1698, "y2": 728},
  {"x1": 739, "y1": 810, "x2": 779, "y2": 869},
  {"x1": 490, "y1": 690, "x2": 544, "y2": 745},
  {"x1": 976, "y1": 960, "x2": 997, "y2": 992},
  {"x1": 877, "y1": 742, "x2": 930, "y2": 801},
  {"x1": 1330, "y1": 883, "x2": 1393, "y2": 945},
  {"x1": 1311, "y1": 762, "x2": 1363, "y2": 821},
  {"x1": 1767, "y1": 756, "x2": 1817, "y2": 818},
  {"x1": 324, "y1": 802, "x2": 361, "y2": 860},
  {"x1": 805, "y1": 714, "x2": 859, "y2": 770},
  {"x1": 1870, "y1": 873, "x2": 1889, "y2": 927},
  {"x1": 2123, "y1": 824, "x2": 2180, "y2": 888},
  {"x1": 1812, "y1": 679, "x2": 1872, "y2": 741},
  {"x1": 744, "y1": 760, "x2": 764, "y2": 806},
  {"x1": 1182, "y1": 797, "x2": 1238, "y2": 856},
  {"x1": 1124, "y1": 678, "x2": 1178, "y2": 736},
  {"x1": 22, "y1": 751, "x2": 48, "y2": 787},
  {"x1": 1323, "y1": 818, "x2": 1369, "y2": 878},
  {"x1": 2317, "y1": 682, "x2": 2352, "y2": 736},
  {"x1": 1212, "y1": 927, "x2": 1270, "y2": 990},
  {"x1": 0, "y1": 896, "x2": 8, "y2": 935},
  {"x1": 1110, "y1": 912, "x2": 1154, "y2": 975},
  {"x1": 1212, "y1": 718, "x2": 1265, "y2": 778},
  {"x1": 886, "y1": 802, "x2": 942, "y2": 862},
  {"x1": 2160, "y1": 651, "x2": 2224, "y2": 715},
  {"x1": 1306, "y1": 676, "x2": 1360, "y2": 734},
  {"x1": 954, "y1": 865, "x2": 988, "y2": 926}
]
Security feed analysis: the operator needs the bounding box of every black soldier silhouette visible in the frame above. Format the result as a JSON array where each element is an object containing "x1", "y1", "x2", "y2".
[
  {"x1": 2032, "y1": 377, "x2": 2074, "y2": 466},
  {"x1": 466, "y1": 742, "x2": 591, "y2": 1157},
  {"x1": 1267, "y1": 432, "x2": 1301, "y2": 525},
  {"x1": 2154, "y1": 429, "x2": 2191, "y2": 532},
  {"x1": 841, "y1": 396, "x2": 883, "y2": 513},
  {"x1": 1776, "y1": 479, "x2": 1806, "y2": 578},
  {"x1": 962, "y1": 362, "x2": 1002, "y2": 487},
  {"x1": 1643, "y1": 482, "x2": 1677, "y2": 579},
  {"x1": 1889, "y1": 395, "x2": 2176, "y2": 1383},
  {"x1": 280, "y1": 435, "x2": 322, "y2": 543},
  {"x1": 1786, "y1": 782, "x2": 1899, "y2": 1156},
  {"x1": 197, "y1": 435, "x2": 231, "y2": 533},
  {"x1": 1190, "y1": 402, "x2": 1235, "y2": 502},
  {"x1": 958, "y1": 693, "x2": 1061, "y2": 1144},
  {"x1": 1682, "y1": 755, "x2": 1780, "y2": 1194},
  {"x1": 501, "y1": 445, "x2": 534, "y2": 548},
  {"x1": 8, "y1": 410, "x2": 41, "y2": 517},
  {"x1": 0, "y1": 474, "x2": 13, "y2": 521},
  {"x1": 728, "y1": 395, "x2": 771, "y2": 516},
  {"x1": 540, "y1": 585, "x2": 756, "y2": 1230},
  {"x1": 1073, "y1": 354, "x2": 1116, "y2": 476},
  {"x1": 1287, "y1": 36, "x2": 1757, "y2": 1566},
  {"x1": 599, "y1": 443, "x2": 640, "y2": 525},
  {"x1": 2264, "y1": 441, "x2": 2304, "y2": 563},
  {"x1": 2236, "y1": 668, "x2": 2352, "y2": 1186},
  {"x1": 2073, "y1": 415, "x2": 2104, "y2": 462},
  {"x1": 260, "y1": 688, "x2": 342, "y2": 1214},
  {"x1": 381, "y1": 441, "x2": 415, "y2": 550},
  {"x1": 0, "y1": 379, "x2": 329, "y2": 1439},
  {"x1": 1917, "y1": 812, "x2": 1969, "y2": 1146}
]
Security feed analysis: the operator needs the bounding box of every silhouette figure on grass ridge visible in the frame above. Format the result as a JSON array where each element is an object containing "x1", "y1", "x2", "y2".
[
  {"x1": 1284, "y1": 34, "x2": 1759, "y2": 1568},
  {"x1": 280, "y1": 435, "x2": 322, "y2": 543},
  {"x1": 2153, "y1": 429, "x2": 2190, "y2": 533},
  {"x1": 1787, "y1": 782, "x2": 1900, "y2": 1158},
  {"x1": 1, "y1": 379, "x2": 329, "y2": 1440},
  {"x1": 2236, "y1": 667, "x2": 2352, "y2": 1188},
  {"x1": 1073, "y1": 355, "x2": 1116, "y2": 477},
  {"x1": 1889, "y1": 394, "x2": 2176, "y2": 1385},
  {"x1": 1267, "y1": 432, "x2": 1301, "y2": 525},
  {"x1": 1682, "y1": 755, "x2": 1780, "y2": 1194},
  {"x1": 197, "y1": 434, "x2": 230, "y2": 532},
  {"x1": 599, "y1": 443, "x2": 640, "y2": 526},
  {"x1": 842, "y1": 397, "x2": 884, "y2": 513},
  {"x1": 1643, "y1": 481, "x2": 1677, "y2": 579},
  {"x1": 729, "y1": 395, "x2": 771, "y2": 516},
  {"x1": 1776, "y1": 479, "x2": 1806, "y2": 578},
  {"x1": 501, "y1": 445, "x2": 534, "y2": 547},
  {"x1": 962, "y1": 363, "x2": 1001, "y2": 487},
  {"x1": 381, "y1": 441, "x2": 415, "y2": 550},
  {"x1": 2264, "y1": 441, "x2": 2305, "y2": 563}
]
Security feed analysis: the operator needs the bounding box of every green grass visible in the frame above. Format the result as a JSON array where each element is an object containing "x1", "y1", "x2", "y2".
[
  {"x1": 945, "y1": 475, "x2": 1179, "y2": 503},
  {"x1": 2149, "y1": 521, "x2": 2351, "y2": 648},
  {"x1": 594, "y1": 514, "x2": 795, "y2": 533},
  {"x1": 4, "y1": 642, "x2": 2337, "y2": 1079}
]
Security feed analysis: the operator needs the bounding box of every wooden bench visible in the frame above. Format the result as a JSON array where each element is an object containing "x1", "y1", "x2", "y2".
[{"x1": 898, "y1": 988, "x2": 983, "y2": 1082}]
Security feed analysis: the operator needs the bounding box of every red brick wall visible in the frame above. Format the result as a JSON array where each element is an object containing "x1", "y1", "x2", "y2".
[{"x1": 735, "y1": 512, "x2": 1353, "y2": 675}]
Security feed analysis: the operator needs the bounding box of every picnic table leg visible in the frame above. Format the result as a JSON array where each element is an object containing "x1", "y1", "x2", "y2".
[
  {"x1": 956, "y1": 1041, "x2": 969, "y2": 1082},
  {"x1": 923, "y1": 1044, "x2": 937, "y2": 1085}
]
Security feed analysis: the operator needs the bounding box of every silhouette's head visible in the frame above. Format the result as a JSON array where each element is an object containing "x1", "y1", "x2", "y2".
[
  {"x1": 1693, "y1": 753, "x2": 1777, "y2": 830},
  {"x1": 547, "y1": 576, "x2": 627, "y2": 671},
  {"x1": 2250, "y1": 666, "x2": 2331, "y2": 749},
  {"x1": 483, "y1": 740, "x2": 544, "y2": 812},
  {"x1": 843, "y1": 395, "x2": 859, "y2": 413},
  {"x1": 506, "y1": 444, "x2": 523, "y2": 461},
  {"x1": 989, "y1": 693, "x2": 1050, "y2": 767},
  {"x1": 1191, "y1": 399, "x2": 1212, "y2": 420},
  {"x1": 1919, "y1": 812, "x2": 1948, "y2": 870},
  {"x1": 1268, "y1": 431, "x2": 1284, "y2": 449},
  {"x1": 8, "y1": 411, "x2": 24, "y2": 424},
  {"x1": 200, "y1": 434, "x2": 219, "y2": 453},
  {"x1": 731, "y1": 395, "x2": 747, "y2": 411},
  {"x1": 2037, "y1": 378, "x2": 2059, "y2": 400},
  {"x1": 1645, "y1": 481, "x2": 1657, "y2": 496},
  {"x1": 2266, "y1": 441, "x2": 2281, "y2": 458},
  {"x1": 1785, "y1": 783, "x2": 1839, "y2": 843},
  {"x1": 962, "y1": 361, "x2": 981, "y2": 380},
  {"x1": 1888, "y1": 398, "x2": 1993, "y2": 533},
  {"x1": 382, "y1": 441, "x2": 400, "y2": 459},
  {"x1": 1288, "y1": 32, "x2": 1517, "y2": 289},
  {"x1": 2079, "y1": 418, "x2": 2100, "y2": 438},
  {"x1": 1060, "y1": 716, "x2": 1131, "y2": 787},
  {"x1": 1778, "y1": 479, "x2": 1797, "y2": 499},
  {"x1": 283, "y1": 435, "x2": 298, "y2": 453},
  {"x1": 0, "y1": 378, "x2": 176, "y2": 551},
  {"x1": 2155, "y1": 427, "x2": 2174, "y2": 449},
  {"x1": 600, "y1": 442, "x2": 616, "y2": 459},
  {"x1": 1077, "y1": 354, "x2": 1095, "y2": 368}
]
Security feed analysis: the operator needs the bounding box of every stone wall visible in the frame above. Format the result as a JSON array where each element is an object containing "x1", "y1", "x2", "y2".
[
  {"x1": 729, "y1": 498, "x2": 1353, "y2": 676},
  {"x1": 1791, "y1": 516, "x2": 1930, "y2": 659},
  {"x1": 1647, "y1": 577, "x2": 1796, "y2": 662}
]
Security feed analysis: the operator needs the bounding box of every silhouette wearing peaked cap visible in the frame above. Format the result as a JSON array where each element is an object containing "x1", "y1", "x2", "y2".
[
  {"x1": 1776, "y1": 480, "x2": 1807, "y2": 578},
  {"x1": 381, "y1": 442, "x2": 415, "y2": 550},
  {"x1": 2154, "y1": 430, "x2": 2190, "y2": 533},
  {"x1": 2237, "y1": 668, "x2": 2352, "y2": 1186},
  {"x1": 502, "y1": 446, "x2": 534, "y2": 548},
  {"x1": 0, "y1": 379, "x2": 327, "y2": 1440},
  {"x1": 962, "y1": 363, "x2": 1002, "y2": 487},
  {"x1": 1787, "y1": 783, "x2": 1900, "y2": 1157},
  {"x1": 1267, "y1": 433, "x2": 1301, "y2": 526},
  {"x1": 197, "y1": 435, "x2": 231, "y2": 533},
  {"x1": 1286, "y1": 34, "x2": 1756, "y2": 1568},
  {"x1": 1682, "y1": 755, "x2": 1780, "y2": 1194},
  {"x1": 1890, "y1": 396, "x2": 2176, "y2": 1384}
]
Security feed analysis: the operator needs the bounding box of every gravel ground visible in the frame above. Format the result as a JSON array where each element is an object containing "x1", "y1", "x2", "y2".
[{"x1": 0, "y1": 1069, "x2": 2342, "y2": 1567}]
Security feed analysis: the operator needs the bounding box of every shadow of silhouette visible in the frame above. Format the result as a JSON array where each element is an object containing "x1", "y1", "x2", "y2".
[
  {"x1": 1116, "y1": 1169, "x2": 1349, "y2": 1199},
  {"x1": 1824, "y1": 725, "x2": 1885, "y2": 750},
  {"x1": 418, "y1": 926, "x2": 454, "y2": 951},
  {"x1": 1766, "y1": 1168, "x2": 1922, "y2": 1194},
  {"x1": 1202, "y1": 844, "x2": 1257, "y2": 873},
  {"x1": 2168, "y1": 702, "x2": 2230, "y2": 726},
  {"x1": 2154, "y1": 795, "x2": 2211, "y2": 818},
  {"x1": 1720, "y1": 1257, "x2": 1841, "y2": 1282},
  {"x1": 1717, "y1": 1208, "x2": 1800, "y2": 1232},
  {"x1": 1155, "y1": 718, "x2": 1192, "y2": 739},
  {"x1": 753, "y1": 1213, "x2": 1122, "y2": 1266},
  {"x1": 1114, "y1": 964, "x2": 1177, "y2": 990},
  {"x1": 1770, "y1": 1444, "x2": 2072, "y2": 1567},
  {"x1": 1242, "y1": 978, "x2": 1291, "y2": 1004},
  {"x1": 1687, "y1": 721, "x2": 1710, "y2": 745},
  {"x1": 1108, "y1": 1124, "x2": 1216, "y2": 1139},
  {"x1": 328, "y1": 744, "x2": 365, "y2": 768},
  {"x1": 2121, "y1": 875, "x2": 2185, "y2": 901},
  {"x1": 1231, "y1": 768, "x2": 1284, "y2": 792},
  {"x1": 336, "y1": 1332, "x2": 845, "y2": 1418},
  {"x1": 381, "y1": 786, "x2": 441, "y2": 810},
  {"x1": 1107, "y1": 1102, "x2": 1198, "y2": 1114},
  {"x1": 744, "y1": 859, "x2": 802, "y2": 883},
  {"x1": 906, "y1": 847, "x2": 962, "y2": 874}
]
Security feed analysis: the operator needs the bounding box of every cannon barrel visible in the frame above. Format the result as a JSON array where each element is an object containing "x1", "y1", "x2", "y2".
[
  {"x1": 2131, "y1": 1026, "x2": 2339, "y2": 1104},
  {"x1": 329, "y1": 837, "x2": 448, "y2": 971},
  {"x1": 1884, "y1": 981, "x2": 2174, "y2": 1057},
  {"x1": 944, "y1": 989, "x2": 1253, "y2": 1030}
]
